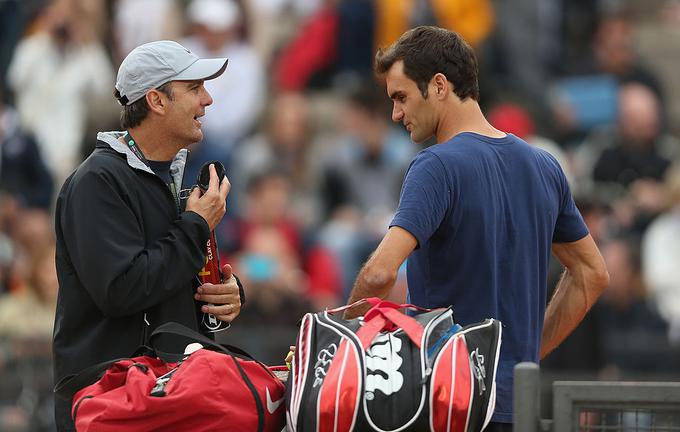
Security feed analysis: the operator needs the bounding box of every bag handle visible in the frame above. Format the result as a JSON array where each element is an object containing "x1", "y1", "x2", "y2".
[
  {"x1": 326, "y1": 297, "x2": 434, "y2": 315},
  {"x1": 364, "y1": 297, "x2": 429, "y2": 310},
  {"x1": 355, "y1": 300, "x2": 425, "y2": 350},
  {"x1": 149, "y1": 322, "x2": 255, "y2": 361}
]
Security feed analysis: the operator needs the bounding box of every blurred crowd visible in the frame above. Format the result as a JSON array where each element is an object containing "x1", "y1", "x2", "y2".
[{"x1": 0, "y1": 0, "x2": 679, "y2": 429}]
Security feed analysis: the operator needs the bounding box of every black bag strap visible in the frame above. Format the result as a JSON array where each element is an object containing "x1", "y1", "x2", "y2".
[
  {"x1": 54, "y1": 357, "x2": 130, "y2": 399},
  {"x1": 149, "y1": 322, "x2": 255, "y2": 360},
  {"x1": 230, "y1": 356, "x2": 265, "y2": 432}
]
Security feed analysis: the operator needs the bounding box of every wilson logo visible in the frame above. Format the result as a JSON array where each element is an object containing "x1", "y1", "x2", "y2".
[{"x1": 365, "y1": 333, "x2": 403, "y2": 397}]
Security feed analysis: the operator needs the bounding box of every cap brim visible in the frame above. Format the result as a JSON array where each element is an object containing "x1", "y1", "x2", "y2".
[{"x1": 174, "y1": 57, "x2": 228, "y2": 81}]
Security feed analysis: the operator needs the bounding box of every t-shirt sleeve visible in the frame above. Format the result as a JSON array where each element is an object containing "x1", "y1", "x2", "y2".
[
  {"x1": 551, "y1": 156, "x2": 589, "y2": 243},
  {"x1": 390, "y1": 150, "x2": 451, "y2": 248}
]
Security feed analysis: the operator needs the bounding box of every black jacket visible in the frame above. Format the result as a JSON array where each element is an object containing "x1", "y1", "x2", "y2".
[{"x1": 53, "y1": 132, "x2": 212, "y2": 428}]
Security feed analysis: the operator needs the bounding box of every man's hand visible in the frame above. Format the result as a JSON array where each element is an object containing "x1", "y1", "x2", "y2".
[
  {"x1": 186, "y1": 163, "x2": 230, "y2": 231},
  {"x1": 194, "y1": 264, "x2": 241, "y2": 323}
]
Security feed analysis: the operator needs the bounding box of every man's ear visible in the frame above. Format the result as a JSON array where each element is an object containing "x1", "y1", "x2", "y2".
[
  {"x1": 146, "y1": 89, "x2": 168, "y2": 115},
  {"x1": 432, "y1": 73, "x2": 449, "y2": 100}
]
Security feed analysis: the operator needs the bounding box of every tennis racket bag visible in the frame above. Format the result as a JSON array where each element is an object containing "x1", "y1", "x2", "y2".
[
  {"x1": 286, "y1": 298, "x2": 502, "y2": 432},
  {"x1": 55, "y1": 322, "x2": 286, "y2": 432}
]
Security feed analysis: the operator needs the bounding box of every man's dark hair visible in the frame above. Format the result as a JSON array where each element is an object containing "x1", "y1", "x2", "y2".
[
  {"x1": 114, "y1": 82, "x2": 174, "y2": 129},
  {"x1": 375, "y1": 26, "x2": 479, "y2": 101}
]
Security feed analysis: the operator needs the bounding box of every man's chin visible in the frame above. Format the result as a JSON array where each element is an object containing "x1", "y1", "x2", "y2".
[
  {"x1": 192, "y1": 130, "x2": 204, "y2": 144},
  {"x1": 183, "y1": 133, "x2": 204, "y2": 149},
  {"x1": 411, "y1": 133, "x2": 431, "y2": 144}
]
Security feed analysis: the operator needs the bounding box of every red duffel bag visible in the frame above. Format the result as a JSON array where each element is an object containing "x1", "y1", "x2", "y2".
[{"x1": 55, "y1": 322, "x2": 287, "y2": 432}]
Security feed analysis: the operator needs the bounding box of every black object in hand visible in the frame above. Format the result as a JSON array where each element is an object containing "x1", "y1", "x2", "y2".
[{"x1": 197, "y1": 161, "x2": 226, "y2": 191}]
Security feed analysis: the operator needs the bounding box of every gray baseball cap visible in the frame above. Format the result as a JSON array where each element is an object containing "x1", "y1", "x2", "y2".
[{"x1": 115, "y1": 40, "x2": 228, "y2": 106}]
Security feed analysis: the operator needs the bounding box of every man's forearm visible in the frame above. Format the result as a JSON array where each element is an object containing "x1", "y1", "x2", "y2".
[
  {"x1": 540, "y1": 269, "x2": 600, "y2": 359},
  {"x1": 343, "y1": 226, "x2": 417, "y2": 319}
]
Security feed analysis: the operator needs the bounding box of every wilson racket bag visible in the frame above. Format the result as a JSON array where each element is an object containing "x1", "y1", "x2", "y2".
[{"x1": 286, "y1": 298, "x2": 501, "y2": 432}]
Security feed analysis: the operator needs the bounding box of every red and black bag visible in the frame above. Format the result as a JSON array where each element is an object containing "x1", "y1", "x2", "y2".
[
  {"x1": 55, "y1": 322, "x2": 286, "y2": 432},
  {"x1": 286, "y1": 298, "x2": 502, "y2": 432}
]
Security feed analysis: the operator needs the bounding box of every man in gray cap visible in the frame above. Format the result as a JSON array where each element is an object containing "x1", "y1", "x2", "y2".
[{"x1": 52, "y1": 41, "x2": 243, "y2": 430}]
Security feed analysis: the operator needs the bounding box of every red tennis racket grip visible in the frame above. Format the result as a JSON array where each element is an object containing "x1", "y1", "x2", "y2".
[{"x1": 198, "y1": 232, "x2": 221, "y2": 285}]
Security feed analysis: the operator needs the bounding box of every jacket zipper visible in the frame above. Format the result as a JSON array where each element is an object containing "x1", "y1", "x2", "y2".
[{"x1": 141, "y1": 164, "x2": 183, "y2": 343}]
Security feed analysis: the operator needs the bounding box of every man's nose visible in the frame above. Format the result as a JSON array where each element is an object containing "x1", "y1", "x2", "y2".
[
  {"x1": 392, "y1": 104, "x2": 403, "y2": 122},
  {"x1": 203, "y1": 88, "x2": 214, "y2": 106}
]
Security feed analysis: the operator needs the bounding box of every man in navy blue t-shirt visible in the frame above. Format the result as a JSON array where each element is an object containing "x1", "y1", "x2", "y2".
[{"x1": 344, "y1": 26, "x2": 610, "y2": 430}]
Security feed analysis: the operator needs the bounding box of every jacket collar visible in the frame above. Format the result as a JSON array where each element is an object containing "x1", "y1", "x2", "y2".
[{"x1": 96, "y1": 131, "x2": 188, "y2": 192}]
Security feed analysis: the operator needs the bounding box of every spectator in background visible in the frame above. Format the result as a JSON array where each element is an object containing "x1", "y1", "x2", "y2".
[
  {"x1": 274, "y1": 0, "x2": 496, "y2": 91},
  {"x1": 228, "y1": 170, "x2": 341, "y2": 322},
  {"x1": 243, "y1": 0, "x2": 324, "y2": 65},
  {"x1": 273, "y1": 0, "x2": 338, "y2": 91},
  {"x1": 181, "y1": 0, "x2": 266, "y2": 182},
  {"x1": 319, "y1": 81, "x2": 413, "y2": 220},
  {"x1": 0, "y1": 239, "x2": 57, "y2": 431},
  {"x1": 0, "y1": 207, "x2": 55, "y2": 430},
  {"x1": 481, "y1": 0, "x2": 578, "y2": 130},
  {"x1": 597, "y1": 236, "x2": 673, "y2": 376},
  {"x1": 112, "y1": 0, "x2": 183, "y2": 63},
  {"x1": 0, "y1": 0, "x2": 42, "y2": 103},
  {"x1": 0, "y1": 93, "x2": 54, "y2": 211},
  {"x1": 592, "y1": 83, "x2": 677, "y2": 188},
  {"x1": 318, "y1": 81, "x2": 414, "y2": 298},
  {"x1": 589, "y1": 12, "x2": 664, "y2": 100},
  {"x1": 231, "y1": 91, "x2": 322, "y2": 227},
  {"x1": 578, "y1": 83, "x2": 680, "y2": 232},
  {"x1": 0, "y1": 206, "x2": 53, "y2": 296},
  {"x1": 0, "y1": 207, "x2": 53, "y2": 299},
  {"x1": 333, "y1": 0, "x2": 375, "y2": 86},
  {"x1": 643, "y1": 163, "x2": 680, "y2": 346},
  {"x1": 549, "y1": 11, "x2": 665, "y2": 144},
  {"x1": 373, "y1": 0, "x2": 494, "y2": 50},
  {"x1": 11, "y1": 209, "x2": 53, "y2": 267},
  {"x1": 7, "y1": 0, "x2": 114, "y2": 186},
  {"x1": 0, "y1": 241, "x2": 57, "y2": 339},
  {"x1": 373, "y1": 0, "x2": 496, "y2": 102}
]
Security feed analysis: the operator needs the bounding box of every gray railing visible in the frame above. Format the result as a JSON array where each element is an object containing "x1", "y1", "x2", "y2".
[{"x1": 514, "y1": 362, "x2": 680, "y2": 432}]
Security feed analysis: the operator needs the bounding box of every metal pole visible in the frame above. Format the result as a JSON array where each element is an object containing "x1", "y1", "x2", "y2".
[{"x1": 514, "y1": 362, "x2": 540, "y2": 432}]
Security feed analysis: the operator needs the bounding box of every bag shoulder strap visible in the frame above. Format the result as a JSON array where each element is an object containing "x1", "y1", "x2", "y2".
[
  {"x1": 55, "y1": 323, "x2": 261, "y2": 401},
  {"x1": 54, "y1": 357, "x2": 130, "y2": 399}
]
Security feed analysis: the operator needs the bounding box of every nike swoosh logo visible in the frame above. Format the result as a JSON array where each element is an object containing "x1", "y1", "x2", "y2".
[{"x1": 266, "y1": 387, "x2": 284, "y2": 414}]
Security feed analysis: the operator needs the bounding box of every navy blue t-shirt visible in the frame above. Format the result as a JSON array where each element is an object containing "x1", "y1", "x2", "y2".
[{"x1": 390, "y1": 132, "x2": 588, "y2": 423}]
